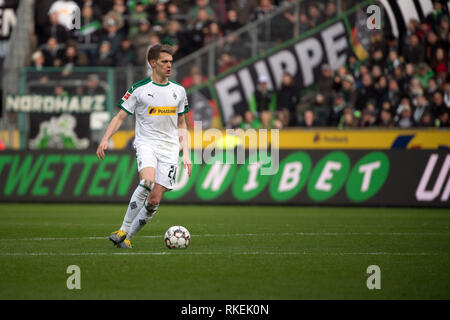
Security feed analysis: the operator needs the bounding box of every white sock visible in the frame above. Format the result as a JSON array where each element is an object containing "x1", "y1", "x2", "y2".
[
  {"x1": 120, "y1": 180, "x2": 151, "y2": 233},
  {"x1": 127, "y1": 200, "x2": 159, "y2": 240}
]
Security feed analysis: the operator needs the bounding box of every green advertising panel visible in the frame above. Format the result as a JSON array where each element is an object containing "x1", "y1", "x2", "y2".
[
  {"x1": 0, "y1": 150, "x2": 448, "y2": 207},
  {"x1": 307, "y1": 152, "x2": 351, "y2": 202}
]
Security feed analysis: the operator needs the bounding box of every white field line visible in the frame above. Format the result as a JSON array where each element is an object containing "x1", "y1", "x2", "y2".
[
  {"x1": 1, "y1": 232, "x2": 450, "y2": 241},
  {"x1": 0, "y1": 251, "x2": 447, "y2": 257}
]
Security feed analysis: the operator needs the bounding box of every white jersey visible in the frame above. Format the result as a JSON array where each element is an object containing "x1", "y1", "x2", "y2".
[{"x1": 118, "y1": 78, "x2": 189, "y2": 163}]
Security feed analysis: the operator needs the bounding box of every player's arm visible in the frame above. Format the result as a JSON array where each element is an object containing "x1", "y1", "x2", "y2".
[
  {"x1": 178, "y1": 114, "x2": 192, "y2": 176},
  {"x1": 96, "y1": 109, "x2": 129, "y2": 160}
]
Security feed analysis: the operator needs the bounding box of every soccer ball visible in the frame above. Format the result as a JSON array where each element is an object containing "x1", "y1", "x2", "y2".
[{"x1": 164, "y1": 226, "x2": 190, "y2": 249}]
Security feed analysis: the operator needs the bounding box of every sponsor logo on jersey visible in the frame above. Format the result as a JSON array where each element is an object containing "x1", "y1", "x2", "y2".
[{"x1": 148, "y1": 106, "x2": 177, "y2": 116}]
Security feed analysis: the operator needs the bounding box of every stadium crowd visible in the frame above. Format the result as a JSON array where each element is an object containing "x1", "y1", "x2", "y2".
[
  {"x1": 29, "y1": 0, "x2": 450, "y2": 129},
  {"x1": 230, "y1": 0, "x2": 450, "y2": 129},
  {"x1": 32, "y1": 0, "x2": 318, "y2": 67}
]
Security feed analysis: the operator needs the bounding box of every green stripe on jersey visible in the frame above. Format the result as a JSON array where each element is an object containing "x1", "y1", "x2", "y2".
[
  {"x1": 117, "y1": 77, "x2": 151, "y2": 107},
  {"x1": 119, "y1": 105, "x2": 133, "y2": 115},
  {"x1": 178, "y1": 105, "x2": 189, "y2": 115},
  {"x1": 151, "y1": 81, "x2": 170, "y2": 87},
  {"x1": 129, "y1": 77, "x2": 151, "y2": 93},
  {"x1": 169, "y1": 80, "x2": 184, "y2": 88}
]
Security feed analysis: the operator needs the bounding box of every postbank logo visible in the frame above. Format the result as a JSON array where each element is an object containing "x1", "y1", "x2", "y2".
[{"x1": 148, "y1": 106, "x2": 177, "y2": 116}]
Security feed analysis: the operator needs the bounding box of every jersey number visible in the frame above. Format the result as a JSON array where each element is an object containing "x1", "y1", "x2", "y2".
[{"x1": 168, "y1": 165, "x2": 177, "y2": 185}]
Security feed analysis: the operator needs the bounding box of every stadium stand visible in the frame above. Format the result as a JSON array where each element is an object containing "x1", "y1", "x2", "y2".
[
  {"x1": 28, "y1": 0, "x2": 450, "y2": 129},
  {"x1": 1, "y1": 0, "x2": 449, "y2": 151}
]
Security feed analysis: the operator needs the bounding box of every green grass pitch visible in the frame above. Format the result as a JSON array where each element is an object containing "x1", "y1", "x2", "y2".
[{"x1": 0, "y1": 204, "x2": 449, "y2": 299}]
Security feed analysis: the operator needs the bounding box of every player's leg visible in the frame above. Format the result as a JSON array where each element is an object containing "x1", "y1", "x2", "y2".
[
  {"x1": 109, "y1": 144, "x2": 157, "y2": 246},
  {"x1": 118, "y1": 161, "x2": 176, "y2": 248},
  {"x1": 126, "y1": 183, "x2": 167, "y2": 243},
  {"x1": 119, "y1": 167, "x2": 155, "y2": 231},
  {"x1": 109, "y1": 167, "x2": 155, "y2": 245}
]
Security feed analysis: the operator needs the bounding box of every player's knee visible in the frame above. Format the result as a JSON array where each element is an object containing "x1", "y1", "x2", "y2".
[{"x1": 142, "y1": 179, "x2": 154, "y2": 190}]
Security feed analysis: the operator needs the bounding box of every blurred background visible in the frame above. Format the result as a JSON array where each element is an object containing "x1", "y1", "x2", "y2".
[{"x1": 0, "y1": 0, "x2": 449, "y2": 206}]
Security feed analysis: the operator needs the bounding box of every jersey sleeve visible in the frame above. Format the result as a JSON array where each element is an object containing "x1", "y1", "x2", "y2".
[
  {"x1": 177, "y1": 88, "x2": 189, "y2": 115},
  {"x1": 117, "y1": 87, "x2": 138, "y2": 115}
]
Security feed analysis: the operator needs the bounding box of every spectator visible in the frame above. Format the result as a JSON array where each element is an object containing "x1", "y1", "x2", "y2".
[
  {"x1": 425, "y1": 31, "x2": 441, "y2": 64},
  {"x1": 310, "y1": 93, "x2": 331, "y2": 127},
  {"x1": 230, "y1": 0, "x2": 258, "y2": 26},
  {"x1": 426, "y1": 0, "x2": 449, "y2": 33},
  {"x1": 386, "y1": 79, "x2": 401, "y2": 108},
  {"x1": 241, "y1": 110, "x2": 261, "y2": 129},
  {"x1": 162, "y1": 20, "x2": 182, "y2": 50},
  {"x1": 277, "y1": 72, "x2": 299, "y2": 127},
  {"x1": 75, "y1": 4, "x2": 102, "y2": 65},
  {"x1": 41, "y1": 12, "x2": 69, "y2": 44},
  {"x1": 395, "y1": 97, "x2": 415, "y2": 128},
  {"x1": 437, "y1": 15, "x2": 450, "y2": 45},
  {"x1": 338, "y1": 106, "x2": 359, "y2": 128},
  {"x1": 181, "y1": 65, "x2": 208, "y2": 89},
  {"x1": 217, "y1": 52, "x2": 239, "y2": 73},
  {"x1": 61, "y1": 43, "x2": 89, "y2": 67},
  {"x1": 426, "y1": 78, "x2": 439, "y2": 100},
  {"x1": 317, "y1": 64, "x2": 334, "y2": 101},
  {"x1": 131, "y1": 19, "x2": 153, "y2": 65},
  {"x1": 249, "y1": 74, "x2": 277, "y2": 128},
  {"x1": 430, "y1": 47, "x2": 449, "y2": 75},
  {"x1": 273, "y1": 0, "x2": 296, "y2": 42},
  {"x1": 167, "y1": 2, "x2": 187, "y2": 25},
  {"x1": 111, "y1": 0, "x2": 127, "y2": 16},
  {"x1": 95, "y1": 41, "x2": 115, "y2": 66},
  {"x1": 409, "y1": 77, "x2": 424, "y2": 105},
  {"x1": 403, "y1": 34, "x2": 426, "y2": 64},
  {"x1": 325, "y1": 1, "x2": 338, "y2": 20},
  {"x1": 221, "y1": 33, "x2": 251, "y2": 62},
  {"x1": 417, "y1": 110, "x2": 435, "y2": 127},
  {"x1": 85, "y1": 74, "x2": 105, "y2": 94},
  {"x1": 189, "y1": 9, "x2": 213, "y2": 52},
  {"x1": 222, "y1": 9, "x2": 242, "y2": 35},
  {"x1": 115, "y1": 39, "x2": 135, "y2": 66},
  {"x1": 340, "y1": 74, "x2": 357, "y2": 110},
  {"x1": 360, "y1": 102, "x2": 378, "y2": 127},
  {"x1": 250, "y1": 0, "x2": 276, "y2": 22},
  {"x1": 443, "y1": 77, "x2": 450, "y2": 108},
  {"x1": 413, "y1": 95, "x2": 430, "y2": 123},
  {"x1": 188, "y1": 0, "x2": 217, "y2": 23},
  {"x1": 354, "y1": 74, "x2": 377, "y2": 111},
  {"x1": 437, "y1": 110, "x2": 449, "y2": 127},
  {"x1": 153, "y1": 9, "x2": 170, "y2": 34},
  {"x1": 30, "y1": 51, "x2": 46, "y2": 70},
  {"x1": 369, "y1": 48, "x2": 385, "y2": 69},
  {"x1": 54, "y1": 85, "x2": 68, "y2": 97},
  {"x1": 374, "y1": 75, "x2": 389, "y2": 108},
  {"x1": 430, "y1": 90, "x2": 447, "y2": 119},
  {"x1": 204, "y1": 22, "x2": 223, "y2": 45},
  {"x1": 300, "y1": 109, "x2": 317, "y2": 127},
  {"x1": 378, "y1": 107, "x2": 396, "y2": 128},
  {"x1": 41, "y1": 37, "x2": 64, "y2": 67},
  {"x1": 306, "y1": 3, "x2": 324, "y2": 29},
  {"x1": 330, "y1": 93, "x2": 347, "y2": 126},
  {"x1": 99, "y1": 15, "x2": 124, "y2": 54},
  {"x1": 346, "y1": 55, "x2": 362, "y2": 79},
  {"x1": 416, "y1": 63, "x2": 435, "y2": 89},
  {"x1": 127, "y1": 1, "x2": 149, "y2": 38}
]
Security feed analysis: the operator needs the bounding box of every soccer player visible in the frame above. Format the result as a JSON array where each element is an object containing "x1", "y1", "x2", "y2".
[{"x1": 96, "y1": 44, "x2": 192, "y2": 248}]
